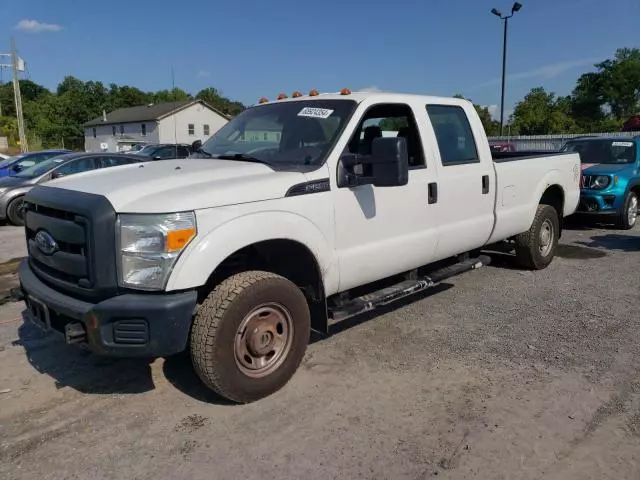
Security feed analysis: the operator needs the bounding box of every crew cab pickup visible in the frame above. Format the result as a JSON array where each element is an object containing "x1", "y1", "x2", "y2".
[
  {"x1": 17, "y1": 91, "x2": 581, "y2": 403},
  {"x1": 560, "y1": 136, "x2": 640, "y2": 229}
]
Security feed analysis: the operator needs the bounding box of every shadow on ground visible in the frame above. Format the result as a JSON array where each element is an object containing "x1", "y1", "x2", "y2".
[
  {"x1": 577, "y1": 234, "x2": 640, "y2": 253},
  {"x1": 17, "y1": 313, "x2": 156, "y2": 395}
]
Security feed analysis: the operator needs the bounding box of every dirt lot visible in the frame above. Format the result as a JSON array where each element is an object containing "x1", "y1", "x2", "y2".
[{"x1": 1, "y1": 222, "x2": 639, "y2": 480}]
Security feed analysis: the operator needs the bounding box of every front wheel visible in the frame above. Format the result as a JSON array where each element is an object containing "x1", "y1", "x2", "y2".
[
  {"x1": 514, "y1": 204, "x2": 559, "y2": 270},
  {"x1": 615, "y1": 192, "x2": 638, "y2": 230},
  {"x1": 190, "y1": 271, "x2": 310, "y2": 403}
]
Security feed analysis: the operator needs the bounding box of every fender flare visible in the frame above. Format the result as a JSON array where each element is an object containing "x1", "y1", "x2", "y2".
[
  {"x1": 165, "y1": 210, "x2": 338, "y2": 293},
  {"x1": 525, "y1": 169, "x2": 566, "y2": 222}
]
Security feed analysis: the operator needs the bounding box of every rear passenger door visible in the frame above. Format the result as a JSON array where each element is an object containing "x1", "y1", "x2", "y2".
[{"x1": 424, "y1": 104, "x2": 495, "y2": 259}]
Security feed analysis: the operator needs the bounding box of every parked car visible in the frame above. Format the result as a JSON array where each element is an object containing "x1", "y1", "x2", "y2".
[
  {"x1": 17, "y1": 90, "x2": 581, "y2": 403},
  {"x1": 560, "y1": 136, "x2": 640, "y2": 229},
  {"x1": 0, "y1": 149, "x2": 72, "y2": 178},
  {"x1": 0, "y1": 153, "x2": 10, "y2": 161},
  {"x1": 0, "y1": 152, "x2": 141, "y2": 226},
  {"x1": 489, "y1": 141, "x2": 517, "y2": 153},
  {"x1": 132, "y1": 143, "x2": 191, "y2": 160}
]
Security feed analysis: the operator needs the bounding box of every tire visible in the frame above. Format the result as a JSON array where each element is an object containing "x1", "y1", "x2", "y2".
[
  {"x1": 514, "y1": 204, "x2": 559, "y2": 270},
  {"x1": 615, "y1": 192, "x2": 638, "y2": 230},
  {"x1": 190, "y1": 270, "x2": 310, "y2": 403},
  {"x1": 6, "y1": 196, "x2": 25, "y2": 226}
]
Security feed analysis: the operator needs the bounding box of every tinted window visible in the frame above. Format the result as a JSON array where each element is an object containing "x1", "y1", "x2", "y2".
[
  {"x1": 177, "y1": 146, "x2": 190, "y2": 158},
  {"x1": 100, "y1": 156, "x2": 137, "y2": 167},
  {"x1": 427, "y1": 105, "x2": 479, "y2": 165},
  {"x1": 54, "y1": 157, "x2": 98, "y2": 176},
  {"x1": 346, "y1": 103, "x2": 425, "y2": 168},
  {"x1": 154, "y1": 147, "x2": 177, "y2": 160}
]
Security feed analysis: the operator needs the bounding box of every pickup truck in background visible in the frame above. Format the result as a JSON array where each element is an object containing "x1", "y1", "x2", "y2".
[
  {"x1": 17, "y1": 90, "x2": 581, "y2": 403},
  {"x1": 560, "y1": 136, "x2": 640, "y2": 229}
]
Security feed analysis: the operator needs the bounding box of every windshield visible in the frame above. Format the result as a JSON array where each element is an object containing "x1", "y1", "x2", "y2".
[
  {"x1": 14, "y1": 156, "x2": 67, "y2": 178},
  {"x1": 561, "y1": 139, "x2": 637, "y2": 164},
  {"x1": 0, "y1": 156, "x2": 21, "y2": 168},
  {"x1": 198, "y1": 99, "x2": 357, "y2": 167}
]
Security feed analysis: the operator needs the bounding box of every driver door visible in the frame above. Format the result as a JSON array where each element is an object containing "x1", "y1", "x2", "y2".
[{"x1": 332, "y1": 102, "x2": 439, "y2": 292}]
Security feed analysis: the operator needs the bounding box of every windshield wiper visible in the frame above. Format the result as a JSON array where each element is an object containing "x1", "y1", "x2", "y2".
[{"x1": 214, "y1": 153, "x2": 270, "y2": 166}]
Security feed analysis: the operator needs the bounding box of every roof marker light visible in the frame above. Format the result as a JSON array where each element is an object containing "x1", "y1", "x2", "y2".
[
  {"x1": 292, "y1": 91, "x2": 303, "y2": 98},
  {"x1": 309, "y1": 89, "x2": 319, "y2": 97},
  {"x1": 258, "y1": 97, "x2": 269, "y2": 104},
  {"x1": 277, "y1": 93, "x2": 288, "y2": 100},
  {"x1": 340, "y1": 88, "x2": 351, "y2": 95}
]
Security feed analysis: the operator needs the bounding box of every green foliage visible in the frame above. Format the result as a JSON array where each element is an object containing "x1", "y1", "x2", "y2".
[{"x1": 0, "y1": 77, "x2": 246, "y2": 149}]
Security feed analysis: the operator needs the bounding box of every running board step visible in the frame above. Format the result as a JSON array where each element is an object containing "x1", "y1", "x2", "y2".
[{"x1": 328, "y1": 255, "x2": 491, "y2": 324}]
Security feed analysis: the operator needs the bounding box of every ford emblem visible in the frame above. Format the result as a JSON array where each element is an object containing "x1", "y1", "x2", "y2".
[{"x1": 35, "y1": 230, "x2": 58, "y2": 255}]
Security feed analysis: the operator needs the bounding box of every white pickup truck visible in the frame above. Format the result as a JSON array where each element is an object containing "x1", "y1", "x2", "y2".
[{"x1": 17, "y1": 90, "x2": 581, "y2": 403}]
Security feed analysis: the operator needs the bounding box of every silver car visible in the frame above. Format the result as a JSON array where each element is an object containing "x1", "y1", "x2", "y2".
[{"x1": 0, "y1": 152, "x2": 141, "y2": 226}]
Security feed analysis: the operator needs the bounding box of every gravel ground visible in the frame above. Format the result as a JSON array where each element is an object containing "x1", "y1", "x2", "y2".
[{"x1": 0, "y1": 220, "x2": 639, "y2": 479}]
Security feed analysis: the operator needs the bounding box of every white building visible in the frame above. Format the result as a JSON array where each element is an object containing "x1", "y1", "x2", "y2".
[{"x1": 83, "y1": 100, "x2": 230, "y2": 152}]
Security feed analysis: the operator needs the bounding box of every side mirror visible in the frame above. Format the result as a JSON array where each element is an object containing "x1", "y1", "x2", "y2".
[
  {"x1": 11, "y1": 164, "x2": 22, "y2": 173},
  {"x1": 338, "y1": 137, "x2": 409, "y2": 188},
  {"x1": 50, "y1": 171, "x2": 63, "y2": 179},
  {"x1": 152, "y1": 155, "x2": 163, "y2": 160},
  {"x1": 191, "y1": 140, "x2": 202, "y2": 152}
]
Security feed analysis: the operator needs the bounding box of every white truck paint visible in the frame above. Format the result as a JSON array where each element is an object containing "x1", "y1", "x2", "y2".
[{"x1": 19, "y1": 91, "x2": 580, "y2": 403}]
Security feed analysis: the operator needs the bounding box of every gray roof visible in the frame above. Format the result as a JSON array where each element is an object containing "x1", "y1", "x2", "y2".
[{"x1": 83, "y1": 100, "x2": 228, "y2": 127}]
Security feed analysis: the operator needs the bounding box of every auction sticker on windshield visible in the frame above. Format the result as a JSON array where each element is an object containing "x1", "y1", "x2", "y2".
[
  {"x1": 298, "y1": 107, "x2": 334, "y2": 119},
  {"x1": 612, "y1": 141, "x2": 634, "y2": 147}
]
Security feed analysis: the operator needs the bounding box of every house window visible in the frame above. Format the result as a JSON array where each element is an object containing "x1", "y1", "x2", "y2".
[
  {"x1": 119, "y1": 125, "x2": 124, "y2": 135},
  {"x1": 141, "y1": 124, "x2": 146, "y2": 136},
  {"x1": 203, "y1": 124, "x2": 210, "y2": 136},
  {"x1": 92, "y1": 128, "x2": 97, "y2": 138},
  {"x1": 263, "y1": 133, "x2": 268, "y2": 141},
  {"x1": 112, "y1": 126, "x2": 116, "y2": 136},
  {"x1": 188, "y1": 124, "x2": 195, "y2": 136}
]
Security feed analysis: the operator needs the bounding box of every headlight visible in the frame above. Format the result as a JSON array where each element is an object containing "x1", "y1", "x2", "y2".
[
  {"x1": 590, "y1": 175, "x2": 610, "y2": 189},
  {"x1": 117, "y1": 212, "x2": 196, "y2": 290}
]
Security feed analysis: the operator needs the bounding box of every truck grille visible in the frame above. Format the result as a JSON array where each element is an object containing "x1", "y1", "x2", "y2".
[
  {"x1": 23, "y1": 186, "x2": 119, "y2": 302},
  {"x1": 25, "y1": 202, "x2": 91, "y2": 287}
]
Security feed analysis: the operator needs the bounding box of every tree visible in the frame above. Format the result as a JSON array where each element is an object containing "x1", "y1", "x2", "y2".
[
  {"x1": 511, "y1": 87, "x2": 578, "y2": 135},
  {"x1": 196, "y1": 87, "x2": 245, "y2": 116}
]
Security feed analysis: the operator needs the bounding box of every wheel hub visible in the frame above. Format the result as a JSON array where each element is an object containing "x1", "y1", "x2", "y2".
[
  {"x1": 538, "y1": 219, "x2": 554, "y2": 257},
  {"x1": 628, "y1": 196, "x2": 638, "y2": 225},
  {"x1": 234, "y1": 303, "x2": 293, "y2": 378}
]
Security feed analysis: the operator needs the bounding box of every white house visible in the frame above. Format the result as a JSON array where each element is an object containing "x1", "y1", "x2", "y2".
[{"x1": 83, "y1": 100, "x2": 230, "y2": 152}]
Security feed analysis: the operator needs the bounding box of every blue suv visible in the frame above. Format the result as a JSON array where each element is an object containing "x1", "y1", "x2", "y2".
[{"x1": 561, "y1": 136, "x2": 640, "y2": 229}]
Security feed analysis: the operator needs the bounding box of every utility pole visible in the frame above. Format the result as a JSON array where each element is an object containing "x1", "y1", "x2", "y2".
[
  {"x1": 11, "y1": 38, "x2": 27, "y2": 152},
  {"x1": 0, "y1": 39, "x2": 28, "y2": 152}
]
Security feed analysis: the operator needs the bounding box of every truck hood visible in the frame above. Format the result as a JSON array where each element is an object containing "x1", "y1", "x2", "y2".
[
  {"x1": 581, "y1": 163, "x2": 636, "y2": 175},
  {"x1": 47, "y1": 159, "x2": 307, "y2": 213}
]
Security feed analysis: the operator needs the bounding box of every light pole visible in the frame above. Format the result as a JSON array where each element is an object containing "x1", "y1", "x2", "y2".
[{"x1": 491, "y1": 2, "x2": 522, "y2": 136}]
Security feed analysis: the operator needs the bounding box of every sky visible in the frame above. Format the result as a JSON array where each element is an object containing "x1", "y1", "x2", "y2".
[{"x1": 1, "y1": 0, "x2": 639, "y2": 118}]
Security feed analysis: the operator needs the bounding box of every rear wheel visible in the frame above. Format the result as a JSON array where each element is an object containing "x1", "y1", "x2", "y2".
[
  {"x1": 6, "y1": 196, "x2": 25, "y2": 226},
  {"x1": 190, "y1": 271, "x2": 310, "y2": 403},
  {"x1": 615, "y1": 192, "x2": 638, "y2": 230},
  {"x1": 514, "y1": 204, "x2": 559, "y2": 270}
]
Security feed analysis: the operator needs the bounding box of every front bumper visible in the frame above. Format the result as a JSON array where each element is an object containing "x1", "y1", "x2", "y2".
[
  {"x1": 18, "y1": 260, "x2": 197, "y2": 357},
  {"x1": 577, "y1": 193, "x2": 620, "y2": 215}
]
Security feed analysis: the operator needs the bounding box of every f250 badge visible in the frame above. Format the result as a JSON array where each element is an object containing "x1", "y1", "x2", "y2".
[{"x1": 35, "y1": 230, "x2": 59, "y2": 255}]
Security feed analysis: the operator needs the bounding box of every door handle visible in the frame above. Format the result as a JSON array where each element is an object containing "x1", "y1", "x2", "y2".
[
  {"x1": 482, "y1": 175, "x2": 490, "y2": 194},
  {"x1": 428, "y1": 182, "x2": 438, "y2": 204}
]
